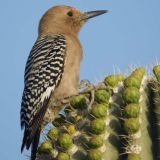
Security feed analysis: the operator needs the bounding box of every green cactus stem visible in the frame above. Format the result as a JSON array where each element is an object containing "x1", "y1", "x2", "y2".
[
  {"x1": 127, "y1": 153, "x2": 141, "y2": 160},
  {"x1": 38, "y1": 141, "x2": 57, "y2": 158},
  {"x1": 124, "y1": 77, "x2": 141, "y2": 89},
  {"x1": 90, "y1": 104, "x2": 108, "y2": 118},
  {"x1": 58, "y1": 133, "x2": 73, "y2": 150},
  {"x1": 123, "y1": 118, "x2": 140, "y2": 134},
  {"x1": 123, "y1": 87, "x2": 140, "y2": 104},
  {"x1": 57, "y1": 152, "x2": 70, "y2": 160},
  {"x1": 104, "y1": 75, "x2": 126, "y2": 88},
  {"x1": 70, "y1": 95, "x2": 88, "y2": 109},
  {"x1": 131, "y1": 67, "x2": 146, "y2": 79},
  {"x1": 90, "y1": 119, "x2": 106, "y2": 135},
  {"x1": 153, "y1": 65, "x2": 160, "y2": 82},
  {"x1": 88, "y1": 136, "x2": 104, "y2": 149},
  {"x1": 66, "y1": 124, "x2": 77, "y2": 136},
  {"x1": 95, "y1": 89, "x2": 111, "y2": 104},
  {"x1": 47, "y1": 127, "x2": 59, "y2": 140},
  {"x1": 87, "y1": 149, "x2": 102, "y2": 160},
  {"x1": 123, "y1": 104, "x2": 140, "y2": 118},
  {"x1": 151, "y1": 65, "x2": 160, "y2": 159},
  {"x1": 120, "y1": 68, "x2": 154, "y2": 160},
  {"x1": 38, "y1": 141, "x2": 53, "y2": 154}
]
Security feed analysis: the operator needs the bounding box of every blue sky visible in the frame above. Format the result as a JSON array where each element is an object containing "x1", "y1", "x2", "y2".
[{"x1": 0, "y1": 0, "x2": 160, "y2": 159}]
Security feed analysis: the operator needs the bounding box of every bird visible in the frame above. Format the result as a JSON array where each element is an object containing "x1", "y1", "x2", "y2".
[{"x1": 20, "y1": 5, "x2": 107, "y2": 160}]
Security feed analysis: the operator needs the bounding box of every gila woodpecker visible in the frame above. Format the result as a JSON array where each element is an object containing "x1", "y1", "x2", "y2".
[{"x1": 20, "y1": 5, "x2": 107, "y2": 160}]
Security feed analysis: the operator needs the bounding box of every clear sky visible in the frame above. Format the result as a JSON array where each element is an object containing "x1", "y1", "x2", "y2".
[{"x1": 0, "y1": 0, "x2": 160, "y2": 159}]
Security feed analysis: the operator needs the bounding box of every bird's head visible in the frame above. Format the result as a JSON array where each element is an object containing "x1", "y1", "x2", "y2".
[{"x1": 39, "y1": 6, "x2": 108, "y2": 36}]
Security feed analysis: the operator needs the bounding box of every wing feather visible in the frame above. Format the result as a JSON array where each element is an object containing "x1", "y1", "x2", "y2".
[{"x1": 20, "y1": 35, "x2": 66, "y2": 154}]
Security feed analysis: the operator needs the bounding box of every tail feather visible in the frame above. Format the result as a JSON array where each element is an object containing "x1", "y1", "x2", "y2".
[
  {"x1": 31, "y1": 128, "x2": 41, "y2": 160},
  {"x1": 21, "y1": 95, "x2": 51, "y2": 159},
  {"x1": 21, "y1": 128, "x2": 29, "y2": 152}
]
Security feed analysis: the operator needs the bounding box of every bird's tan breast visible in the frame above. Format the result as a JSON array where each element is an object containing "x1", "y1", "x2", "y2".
[{"x1": 53, "y1": 35, "x2": 83, "y2": 100}]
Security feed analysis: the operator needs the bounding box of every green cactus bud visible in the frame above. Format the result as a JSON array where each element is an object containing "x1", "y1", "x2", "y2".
[
  {"x1": 124, "y1": 77, "x2": 141, "y2": 89},
  {"x1": 47, "y1": 127, "x2": 59, "y2": 140},
  {"x1": 127, "y1": 153, "x2": 141, "y2": 160},
  {"x1": 153, "y1": 65, "x2": 160, "y2": 82},
  {"x1": 124, "y1": 104, "x2": 140, "y2": 118},
  {"x1": 91, "y1": 104, "x2": 108, "y2": 118},
  {"x1": 123, "y1": 87, "x2": 140, "y2": 104},
  {"x1": 104, "y1": 75, "x2": 126, "y2": 87},
  {"x1": 95, "y1": 89, "x2": 111, "y2": 103},
  {"x1": 88, "y1": 136, "x2": 104, "y2": 149},
  {"x1": 87, "y1": 149, "x2": 102, "y2": 160},
  {"x1": 38, "y1": 141, "x2": 53, "y2": 154},
  {"x1": 66, "y1": 124, "x2": 77, "y2": 135},
  {"x1": 132, "y1": 68, "x2": 146, "y2": 79},
  {"x1": 58, "y1": 133, "x2": 73, "y2": 150},
  {"x1": 57, "y1": 152, "x2": 70, "y2": 160},
  {"x1": 90, "y1": 119, "x2": 106, "y2": 135},
  {"x1": 124, "y1": 118, "x2": 140, "y2": 134},
  {"x1": 70, "y1": 95, "x2": 88, "y2": 109}
]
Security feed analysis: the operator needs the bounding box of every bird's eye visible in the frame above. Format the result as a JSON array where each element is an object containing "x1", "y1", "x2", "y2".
[{"x1": 67, "y1": 11, "x2": 73, "y2": 17}]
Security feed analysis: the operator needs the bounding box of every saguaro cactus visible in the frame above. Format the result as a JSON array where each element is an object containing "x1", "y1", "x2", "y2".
[{"x1": 36, "y1": 66, "x2": 160, "y2": 160}]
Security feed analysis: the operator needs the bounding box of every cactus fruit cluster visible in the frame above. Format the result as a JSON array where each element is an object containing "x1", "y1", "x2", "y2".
[{"x1": 36, "y1": 66, "x2": 160, "y2": 160}]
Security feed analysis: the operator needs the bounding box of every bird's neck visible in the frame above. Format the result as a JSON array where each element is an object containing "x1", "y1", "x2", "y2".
[{"x1": 39, "y1": 23, "x2": 80, "y2": 38}]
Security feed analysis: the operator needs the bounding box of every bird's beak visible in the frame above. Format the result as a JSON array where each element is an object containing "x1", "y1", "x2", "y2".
[{"x1": 81, "y1": 10, "x2": 108, "y2": 21}]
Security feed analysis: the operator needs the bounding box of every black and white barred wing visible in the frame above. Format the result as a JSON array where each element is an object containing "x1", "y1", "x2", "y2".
[{"x1": 20, "y1": 35, "x2": 66, "y2": 150}]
